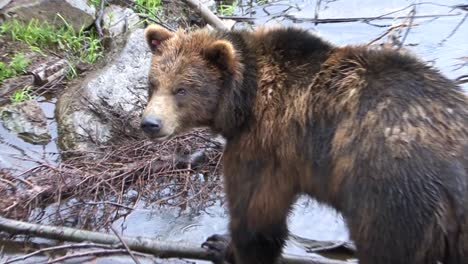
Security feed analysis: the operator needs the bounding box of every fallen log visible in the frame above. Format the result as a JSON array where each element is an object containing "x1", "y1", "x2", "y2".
[{"x1": 0, "y1": 216, "x2": 351, "y2": 264}]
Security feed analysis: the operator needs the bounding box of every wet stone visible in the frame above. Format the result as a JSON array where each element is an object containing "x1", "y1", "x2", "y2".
[{"x1": 1, "y1": 100, "x2": 51, "y2": 145}]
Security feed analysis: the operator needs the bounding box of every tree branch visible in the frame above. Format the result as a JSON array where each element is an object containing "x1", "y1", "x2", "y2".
[
  {"x1": 181, "y1": 0, "x2": 228, "y2": 30},
  {"x1": 0, "y1": 216, "x2": 350, "y2": 264}
]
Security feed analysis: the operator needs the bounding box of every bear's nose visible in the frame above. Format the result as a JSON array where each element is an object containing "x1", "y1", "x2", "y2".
[{"x1": 141, "y1": 116, "x2": 162, "y2": 135}]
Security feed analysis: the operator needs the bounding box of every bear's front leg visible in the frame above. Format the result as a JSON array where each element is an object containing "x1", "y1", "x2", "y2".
[
  {"x1": 202, "y1": 233, "x2": 234, "y2": 264},
  {"x1": 204, "y1": 157, "x2": 296, "y2": 264}
]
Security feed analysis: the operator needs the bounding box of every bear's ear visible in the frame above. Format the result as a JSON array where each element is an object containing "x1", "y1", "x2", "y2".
[
  {"x1": 204, "y1": 40, "x2": 239, "y2": 75},
  {"x1": 145, "y1": 25, "x2": 174, "y2": 54}
]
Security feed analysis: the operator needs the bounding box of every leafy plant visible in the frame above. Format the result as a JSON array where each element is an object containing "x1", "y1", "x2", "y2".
[
  {"x1": 134, "y1": 0, "x2": 162, "y2": 14},
  {"x1": 0, "y1": 53, "x2": 30, "y2": 83},
  {"x1": 65, "y1": 61, "x2": 78, "y2": 80},
  {"x1": 0, "y1": 62, "x2": 9, "y2": 81},
  {"x1": 88, "y1": 0, "x2": 101, "y2": 7},
  {"x1": 10, "y1": 86, "x2": 34, "y2": 104},
  {"x1": 218, "y1": 1, "x2": 238, "y2": 16},
  {"x1": 9, "y1": 53, "x2": 30, "y2": 73}
]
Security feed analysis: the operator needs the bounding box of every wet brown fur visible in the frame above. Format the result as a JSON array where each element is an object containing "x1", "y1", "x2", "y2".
[{"x1": 143, "y1": 25, "x2": 468, "y2": 264}]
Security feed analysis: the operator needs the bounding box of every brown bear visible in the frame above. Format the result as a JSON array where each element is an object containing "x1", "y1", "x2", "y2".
[{"x1": 140, "y1": 24, "x2": 468, "y2": 264}]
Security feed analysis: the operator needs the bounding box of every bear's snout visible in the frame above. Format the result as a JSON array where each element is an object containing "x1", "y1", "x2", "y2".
[{"x1": 141, "y1": 116, "x2": 163, "y2": 136}]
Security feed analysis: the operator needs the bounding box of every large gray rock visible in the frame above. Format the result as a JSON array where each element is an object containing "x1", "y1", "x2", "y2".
[
  {"x1": 56, "y1": 28, "x2": 150, "y2": 151},
  {"x1": 3, "y1": 0, "x2": 96, "y2": 32},
  {"x1": 0, "y1": 0, "x2": 11, "y2": 9},
  {"x1": 0, "y1": 100, "x2": 51, "y2": 145}
]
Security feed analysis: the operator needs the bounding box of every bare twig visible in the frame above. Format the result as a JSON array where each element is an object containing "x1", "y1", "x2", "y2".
[
  {"x1": 110, "y1": 226, "x2": 141, "y2": 264},
  {"x1": 85, "y1": 201, "x2": 135, "y2": 211},
  {"x1": 95, "y1": 0, "x2": 106, "y2": 38},
  {"x1": 367, "y1": 22, "x2": 415, "y2": 46},
  {"x1": 398, "y1": 5, "x2": 417, "y2": 50},
  {"x1": 454, "y1": 4, "x2": 468, "y2": 11},
  {"x1": 47, "y1": 249, "x2": 150, "y2": 264},
  {"x1": 314, "y1": 0, "x2": 322, "y2": 25},
  {"x1": 3, "y1": 242, "x2": 116, "y2": 264},
  {"x1": 455, "y1": 75, "x2": 468, "y2": 85},
  {"x1": 440, "y1": 12, "x2": 468, "y2": 43},
  {"x1": 285, "y1": 12, "x2": 460, "y2": 24}
]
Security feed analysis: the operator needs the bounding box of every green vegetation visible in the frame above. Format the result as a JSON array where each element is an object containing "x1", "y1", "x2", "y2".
[
  {"x1": 88, "y1": 0, "x2": 101, "y2": 7},
  {"x1": 134, "y1": 0, "x2": 162, "y2": 14},
  {"x1": 218, "y1": 1, "x2": 238, "y2": 16},
  {"x1": 0, "y1": 18, "x2": 102, "y2": 64},
  {"x1": 9, "y1": 86, "x2": 34, "y2": 104},
  {"x1": 132, "y1": 0, "x2": 163, "y2": 25},
  {"x1": 65, "y1": 60, "x2": 78, "y2": 80},
  {"x1": 0, "y1": 53, "x2": 30, "y2": 83}
]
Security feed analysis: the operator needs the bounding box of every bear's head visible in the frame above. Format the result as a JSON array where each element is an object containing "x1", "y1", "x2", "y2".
[{"x1": 140, "y1": 25, "x2": 244, "y2": 141}]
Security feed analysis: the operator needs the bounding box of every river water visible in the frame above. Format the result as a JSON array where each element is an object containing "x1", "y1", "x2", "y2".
[{"x1": 1, "y1": 0, "x2": 467, "y2": 263}]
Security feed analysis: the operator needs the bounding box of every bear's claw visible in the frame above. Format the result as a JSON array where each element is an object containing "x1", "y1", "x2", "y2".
[{"x1": 202, "y1": 234, "x2": 232, "y2": 264}]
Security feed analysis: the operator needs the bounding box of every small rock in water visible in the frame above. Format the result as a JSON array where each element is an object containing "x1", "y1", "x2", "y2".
[{"x1": 1, "y1": 100, "x2": 51, "y2": 145}]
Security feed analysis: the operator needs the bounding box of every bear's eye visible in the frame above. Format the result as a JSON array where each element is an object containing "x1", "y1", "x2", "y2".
[{"x1": 175, "y1": 88, "x2": 186, "y2": 96}]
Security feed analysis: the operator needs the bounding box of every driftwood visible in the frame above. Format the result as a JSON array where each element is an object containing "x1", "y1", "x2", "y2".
[
  {"x1": 0, "y1": 216, "x2": 352, "y2": 264},
  {"x1": 29, "y1": 57, "x2": 68, "y2": 85},
  {"x1": 181, "y1": 0, "x2": 228, "y2": 30}
]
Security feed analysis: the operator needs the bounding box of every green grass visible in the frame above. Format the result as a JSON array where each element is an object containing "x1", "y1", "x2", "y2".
[
  {"x1": 134, "y1": 0, "x2": 162, "y2": 13},
  {"x1": 218, "y1": 1, "x2": 238, "y2": 16},
  {"x1": 65, "y1": 60, "x2": 78, "y2": 80},
  {"x1": 133, "y1": 0, "x2": 162, "y2": 24},
  {"x1": 0, "y1": 53, "x2": 30, "y2": 83},
  {"x1": 0, "y1": 18, "x2": 103, "y2": 64},
  {"x1": 9, "y1": 86, "x2": 34, "y2": 104},
  {"x1": 88, "y1": 0, "x2": 101, "y2": 7}
]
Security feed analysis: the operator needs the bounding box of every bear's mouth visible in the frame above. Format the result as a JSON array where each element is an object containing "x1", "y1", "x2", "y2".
[{"x1": 148, "y1": 134, "x2": 173, "y2": 142}]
